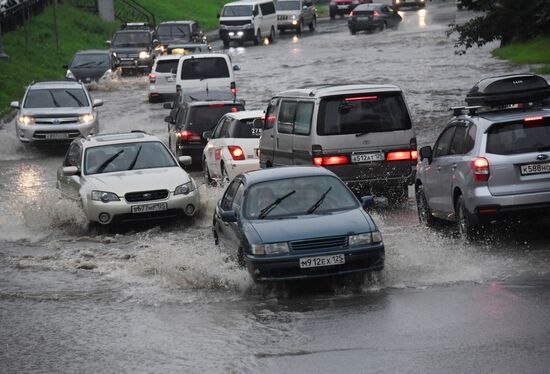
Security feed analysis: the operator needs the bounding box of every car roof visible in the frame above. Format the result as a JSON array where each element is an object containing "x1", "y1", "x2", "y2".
[
  {"x1": 276, "y1": 84, "x2": 402, "y2": 99},
  {"x1": 180, "y1": 52, "x2": 229, "y2": 60},
  {"x1": 158, "y1": 20, "x2": 196, "y2": 25},
  {"x1": 355, "y1": 3, "x2": 383, "y2": 9},
  {"x1": 29, "y1": 80, "x2": 84, "y2": 90},
  {"x1": 225, "y1": 0, "x2": 272, "y2": 6},
  {"x1": 75, "y1": 49, "x2": 110, "y2": 55},
  {"x1": 224, "y1": 109, "x2": 264, "y2": 120},
  {"x1": 81, "y1": 132, "x2": 161, "y2": 147},
  {"x1": 115, "y1": 29, "x2": 152, "y2": 34},
  {"x1": 458, "y1": 107, "x2": 550, "y2": 128},
  {"x1": 155, "y1": 54, "x2": 181, "y2": 61},
  {"x1": 241, "y1": 166, "x2": 337, "y2": 185}
]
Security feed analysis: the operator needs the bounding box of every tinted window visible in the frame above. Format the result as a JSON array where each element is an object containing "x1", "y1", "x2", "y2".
[
  {"x1": 84, "y1": 141, "x2": 177, "y2": 175},
  {"x1": 486, "y1": 119, "x2": 550, "y2": 155},
  {"x1": 449, "y1": 125, "x2": 468, "y2": 155},
  {"x1": 155, "y1": 59, "x2": 179, "y2": 73},
  {"x1": 276, "y1": 1, "x2": 300, "y2": 11},
  {"x1": 112, "y1": 32, "x2": 150, "y2": 47},
  {"x1": 232, "y1": 117, "x2": 263, "y2": 138},
  {"x1": 260, "y1": 2, "x2": 276, "y2": 15},
  {"x1": 464, "y1": 124, "x2": 476, "y2": 153},
  {"x1": 180, "y1": 58, "x2": 230, "y2": 80},
  {"x1": 24, "y1": 88, "x2": 89, "y2": 108},
  {"x1": 317, "y1": 93, "x2": 412, "y2": 136},
  {"x1": 187, "y1": 105, "x2": 244, "y2": 132},
  {"x1": 232, "y1": 183, "x2": 245, "y2": 214},
  {"x1": 294, "y1": 102, "x2": 313, "y2": 135},
  {"x1": 278, "y1": 101, "x2": 296, "y2": 134},
  {"x1": 222, "y1": 5, "x2": 253, "y2": 16},
  {"x1": 433, "y1": 126, "x2": 456, "y2": 158},
  {"x1": 264, "y1": 98, "x2": 279, "y2": 130},
  {"x1": 221, "y1": 179, "x2": 240, "y2": 210},
  {"x1": 71, "y1": 54, "x2": 110, "y2": 68},
  {"x1": 64, "y1": 142, "x2": 81, "y2": 167},
  {"x1": 157, "y1": 24, "x2": 191, "y2": 39}
]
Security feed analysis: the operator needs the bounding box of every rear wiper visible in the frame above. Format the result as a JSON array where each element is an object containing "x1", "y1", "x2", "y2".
[
  {"x1": 307, "y1": 187, "x2": 332, "y2": 214},
  {"x1": 259, "y1": 190, "x2": 296, "y2": 219},
  {"x1": 127, "y1": 145, "x2": 142, "y2": 170},
  {"x1": 96, "y1": 150, "x2": 124, "y2": 174}
]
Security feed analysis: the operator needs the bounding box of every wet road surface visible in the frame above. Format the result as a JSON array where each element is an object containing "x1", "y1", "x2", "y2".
[{"x1": 1, "y1": 2, "x2": 550, "y2": 372}]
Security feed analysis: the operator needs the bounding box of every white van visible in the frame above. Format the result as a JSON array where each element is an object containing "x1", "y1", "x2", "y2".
[
  {"x1": 218, "y1": 0, "x2": 278, "y2": 47},
  {"x1": 175, "y1": 53, "x2": 240, "y2": 97}
]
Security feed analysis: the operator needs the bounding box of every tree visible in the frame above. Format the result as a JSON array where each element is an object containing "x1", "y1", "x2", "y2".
[{"x1": 448, "y1": 0, "x2": 550, "y2": 54}]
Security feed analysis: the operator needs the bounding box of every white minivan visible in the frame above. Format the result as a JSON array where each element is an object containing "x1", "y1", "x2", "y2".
[
  {"x1": 175, "y1": 53, "x2": 240, "y2": 97},
  {"x1": 218, "y1": 0, "x2": 278, "y2": 47}
]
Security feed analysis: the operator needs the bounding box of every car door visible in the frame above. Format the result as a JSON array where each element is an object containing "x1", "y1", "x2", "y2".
[
  {"x1": 292, "y1": 101, "x2": 314, "y2": 165},
  {"x1": 273, "y1": 100, "x2": 296, "y2": 166},
  {"x1": 58, "y1": 142, "x2": 83, "y2": 201},
  {"x1": 214, "y1": 117, "x2": 232, "y2": 176},
  {"x1": 169, "y1": 107, "x2": 185, "y2": 155},
  {"x1": 425, "y1": 125, "x2": 456, "y2": 213},
  {"x1": 259, "y1": 98, "x2": 279, "y2": 167},
  {"x1": 441, "y1": 122, "x2": 470, "y2": 215},
  {"x1": 215, "y1": 179, "x2": 241, "y2": 252}
]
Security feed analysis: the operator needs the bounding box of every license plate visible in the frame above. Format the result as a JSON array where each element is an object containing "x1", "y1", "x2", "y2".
[
  {"x1": 299, "y1": 254, "x2": 345, "y2": 268},
  {"x1": 45, "y1": 133, "x2": 69, "y2": 139},
  {"x1": 131, "y1": 202, "x2": 168, "y2": 214},
  {"x1": 520, "y1": 162, "x2": 550, "y2": 175},
  {"x1": 357, "y1": 16, "x2": 368, "y2": 20},
  {"x1": 337, "y1": 5, "x2": 348, "y2": 9},
  {"x1": 351, "y1": 152, "x2": 384, "y2": 163},
  {"x1": 120, "y1": 57, "x2": 134, "y2": 60}
]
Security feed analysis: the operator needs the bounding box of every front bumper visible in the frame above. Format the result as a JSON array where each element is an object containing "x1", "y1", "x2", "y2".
[
  {"x1": 246, "y1": 245, "x2": 384, "y2": 282},
  {"x1": 219, "y1": 28, "x2": 255, "y2": 42},
  {"x1": 16, "y1": 120, "x2": 99, "y2": 144},
  {"x1": 83, "y1": 189, "x2": 200, "y2": 225},
  {"x1": 278, "y1": 20, "x2": 300, "y2": 30}
]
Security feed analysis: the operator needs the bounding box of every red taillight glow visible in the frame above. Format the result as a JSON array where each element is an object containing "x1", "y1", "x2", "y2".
[
  {"x1": 524, "y1": 116, "x2": 543, "y2": 122},
  {"x1": 471, "y1": 157, "x2": 490, "y2": 182},
  {"x1": 373, "y1": 10, "x2": 379, "y2": 16},
  {"x1": 387, "y1": 150, "x2": 416, "y2": 161},
  {"x1": 313, "y1": 155, "x2": 349, "y2": 166},
  {"x1": 179, "y1": 130, "x2": 201, "y2": 142},
  {"x1": 208, "y1": 103, "x2": 225, "y2": 107},
  {"x1": 149, "y1": 73, "x2": 156, "y2": 83},
  {"x1": 411, "y1": 150, "x2": 418, "y2": 160},
  {"x1": 349, "y1": 10, "x2": 354, "y2": 16},
  {"x1": 479, "y1": 208, "x2": 498, "y2": 213},
  {"x1": 230, "y1": 82, "x2": 236, "y2": 95},
  {"x1": 228, "y1": 145, "x2": 245, "y2": 160},
  {"x1": 231, "y1": 107, "x2": 238, "y2": 112},
  {"x1": 344, "y1": 96, "x2": 378, "y2": 102}
]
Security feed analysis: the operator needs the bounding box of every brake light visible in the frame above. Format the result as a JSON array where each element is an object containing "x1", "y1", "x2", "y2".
[
  {"x1": 231, "y1": 107, "x2": 238, "y2": 112},
  {"x1": 179, "y1": 130, "x2": 201, "y2": 142},
  {"x1": 387, "y1": 150, "x2": 416, "y2": 161},
  {"x1": 373, "y1": 10, "x2": 379, "y2": 16},
  {"x1": 411, "y1": 150, "x2": 418, "y2": 160},
  {"x1": 471, "y1": 157, "x2": 490, "y2": 182},
  {"x1": 349, "y1": 10, "x2": 354, "y2": 16},
  {"x1": 228, "y1": 145, "x2": 245, "y2": 160},
  {"x1": 208, "y1": 103, "x2": 224, "y2": 106},
  {"x1": 149, "y1": 73, "x2": 156, "y2": 83},
  {"x1": 230, "y1": 82, "x2": 236, "y2": 96},
  {"x1": 344, "y1": 96, "x2": 378, "y2": 102},
  {"x1": 313, "y1": 155, "x2": 349, "y2": 166},
  {"x1": 524, "y1": 116, "x2": 543, "y2": 122}
]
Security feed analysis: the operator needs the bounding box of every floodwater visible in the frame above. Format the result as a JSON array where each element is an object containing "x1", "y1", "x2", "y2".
[{"x1": 1, "y1": 2, "x2": 550, "y2": 372}]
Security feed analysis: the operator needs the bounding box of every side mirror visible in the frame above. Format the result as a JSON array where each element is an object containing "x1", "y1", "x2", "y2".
[
  {"x1": 163, "y1": 102, "x2": 173, "y2": 109},
  {"x1": 203, "y1": 131, "x2": 213, "y2": 139},
  {"x1": 220, "y1": 209, "x2": 237, "y2": 223},
  {"x1": 10, "y1": 101, "x2": 20, "y2": 109},
  {"x1": 92, "y1": 99, "x2": 104, "y2": 108},
  {"x1": 419, "y1": 146, "x2": 433, "y2": 163},
  {"x1": 106, "y1": 40, "x2": 111, "y2": 46},
  {"x1": 178, "y1": 156, "x2": 192, "y2": 166},
  {"x1": 62, "y1": 64, "x2": 69, "y2": 69},
  {"x1": 62, "y1": 166, "x2": 79, "y2": 176},
  {"x1": 164, "y1": 115, "x2": 173, "y2": 124},
  {"x1": 360, "y1": 196, "x2": 375, "y2": 209},
  {"x1": 252, "y1": 118, "x2": 263, "y2": 129},
  {"x1": 233, "y1": 64, "x2": 240, "y2": 71}
]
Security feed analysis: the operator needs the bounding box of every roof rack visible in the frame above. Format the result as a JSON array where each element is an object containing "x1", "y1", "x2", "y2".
[
  {"x1": 466, "y1": 74, "x2": 550, "y2": 107},
  {"x1": 121, "y1": 22, "x2": 154, "y2": 30},
  {"x1": 450, "y1": 106, "x2": 482, "y2": 116}
]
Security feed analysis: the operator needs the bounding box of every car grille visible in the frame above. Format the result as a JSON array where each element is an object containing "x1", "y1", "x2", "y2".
[
  {"x1": 34, "y1": 117, "x2": 79, "y2": 125},
  {"x1": 118, "y1": 53, "x2": 138, "y2": 58},
  {"x1": 125, "y1": 190, "x2": 169, "y2": 202},
  {"x1": 220, "y1": 20, "x2": 251, "y2": 27},
  {"x1": 278, "y1": 15, "x2": 289, "y2": 21},
  {"x1": 289, "y1": 236, "x2": 348, "y2": 251}
]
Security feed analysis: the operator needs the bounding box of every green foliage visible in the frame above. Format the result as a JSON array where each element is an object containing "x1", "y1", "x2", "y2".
[
  {"x1": 448, "y1": 0, "x2": 550, "y2": 54},
  {"x1": 493, "y1": 36, "x2": 550, "y2": 75}
]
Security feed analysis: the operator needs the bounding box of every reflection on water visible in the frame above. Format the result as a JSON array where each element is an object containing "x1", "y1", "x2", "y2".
[
  {"x1": 418, "y1": 8, "x2": 427, "y2": 27},
  {"x1": 292, "y1": 35, "x2": 299, "y2": 43}
]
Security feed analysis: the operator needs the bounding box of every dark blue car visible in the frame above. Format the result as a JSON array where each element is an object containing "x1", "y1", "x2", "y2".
[{"x1": 212, "y1": 166, "x2": 385, "y2": 283}]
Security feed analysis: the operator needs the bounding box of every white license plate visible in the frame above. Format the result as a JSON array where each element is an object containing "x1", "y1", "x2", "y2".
[
  {"x1": 131, "y1": 202, "x2": 168, "y2": 214},
  {"x1": 45, "y1": 133, "x2": 69, "y2": 139},
  {"x1": 299, "y1": 253, "x2": 345, "y2": 269},
  {"x1": 337, "y1": 5, "x2": 348, "y2": 9},
  {"x1": 520, "y1": 162, "x2": 550, "y2": 175},
  {"x1": 351, "y1": 152, "x2": 384, "y2": 163}
]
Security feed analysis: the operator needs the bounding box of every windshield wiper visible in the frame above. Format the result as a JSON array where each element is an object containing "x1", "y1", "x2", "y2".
[
  {"x1": 127, "y1": 145, "x2": 142, "y2": 170},
  {"x1": 72, "y1": 61, "x2": 97, "y2": 69},
  {"x1": 95, "y1": 150, "x2": 124, "y2": 174},
  {"x1": 307, "y1": 187, "x2": 332, "y2": 214},
  {"x1": 64, "y1": 90, "x2": 84, "y2": 107},
  {"x1": 258, "y1": 190, "x2": 296, "y2": 219},
  {"x1": 48, "y1": 91, "x2": 61, "y2": 107}
]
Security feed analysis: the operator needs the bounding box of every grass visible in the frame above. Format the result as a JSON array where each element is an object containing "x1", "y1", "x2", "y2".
[{"x1": 493, "y1": 36, "x2": 550, "y2": 74}]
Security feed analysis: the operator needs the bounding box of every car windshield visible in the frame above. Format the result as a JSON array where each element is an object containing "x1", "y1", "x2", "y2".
[
  {"x1": 84, "y1": 141, "x2": 177, "y2": 175},
  {"x1": 244, "y1": 176, "x2": 358, "y2": 219},
  {"x1": 486, "y1": 119, "x2": 550, "y2": 155},
  {"x1": 157, "y1": 24, "x2": 191, "y2": 39},
  {"x1": 222, "y1": 5, "x2": 253, "y2": 17},
  {"x1": 24, "y1": 88, "x2": 89, "y2": 108},
  {"x1": 232, "y1": 117, "x2": 263, "y2": 138},
  {"x1": 188, "y1": 105, "x2": 244, "y2": 132},
  {"x1": 155, "y1": 59, "x2": 179, "y2": 73},
  {"x1": 71, "y1": 54, "x2": 110, "y2": 68},
  {"x1": 317, "y1": 93, "x2": 412, "y2": 135},
  {"x1": 180, "y1": 57, "x2": 230, "y2": 80},
  {"x1": 112, "y1": 32, "x2": 150, "y2": 47},
  {"x1": 276, "y1": 1, "x2": 301, "y2": 11}
]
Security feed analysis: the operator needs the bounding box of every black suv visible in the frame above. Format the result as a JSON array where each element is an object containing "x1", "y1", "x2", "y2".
[
  {"x1": 108, "y1": 23, "x2": 160, "y2": 74},
  {"x1": 165, "y1": 91, "x2": 245, "y2": 167},
  {"x1": 156, "y1": 21, "x2": 206, "y2": 50}
]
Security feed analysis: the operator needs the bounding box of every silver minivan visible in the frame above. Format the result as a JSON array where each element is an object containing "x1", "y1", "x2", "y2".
[{"x1": 258, "y1": 84, "x2": 417, "y2": 204}]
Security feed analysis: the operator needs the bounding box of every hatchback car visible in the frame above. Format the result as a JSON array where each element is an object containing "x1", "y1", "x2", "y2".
[
  {"x1": 11, "y1": 80, "x2": 103, "y2": 144},
  {"x1": 348, "y1": 3, "x2": 401, "y2": 34},
  {"x1": 202, "y1": 110, "x2": 263, "y2": 183},
  {"x1": 148, "y1": 55, "x2": 180, "y2": 102},
  {"x1": 64, "y1": 50, "x2": 119, "y2": 83},
  {"x1": 56, "y1": 132, "x2": 199, "y2": 226},
  {"x1": 415, "y1": 74, "x2": 550, "y2": 239},
  {"x1": 213, "y1": 166, "x2": 384, "y2": 283}
]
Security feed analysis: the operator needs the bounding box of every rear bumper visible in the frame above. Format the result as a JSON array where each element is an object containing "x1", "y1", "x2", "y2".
[
  {"x1": 179, "y1": 143, "x2": 206, "y2": 163},
  {"x1": 469, "y1": 187, "x2": 550, "y2": 221},
  {"x1": 348, "y1": 19, "x2": 384, "y2": 30}
]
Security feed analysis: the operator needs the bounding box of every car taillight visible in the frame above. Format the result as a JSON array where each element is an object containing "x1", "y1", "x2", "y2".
[
  {"x1": 344, "y1": 96, "x2": 377, "y2": 102},
  {"x1": 410, "y1": 137, "x2": 418, "y2": 164},
  {"x1": 231, "y1": 107, "x2": 238, "y2": 112},
  {"x1": 149, "y1": 73, "x2": 156, "y2": 83},
  {"x1": 313, "y1": 155, "x2": 349, "y2": 166},
  {"x1": 373, "y1": 10, "x2": 379, "y2": 16},
  {"x1": 228, "y1": 145, "x2": 245, "y2": 160},
  {"x1": 471, "y1": 157, "x2": 490, "y2": 182},
  {"x1": 524, "y1": 116, "x2": 543, "y2": 122},
  {"x1": 179, "y1": 130, "x2": 201, "y2": 142},
  {"x1": 386, "y1": 150, "x2": 416, "y2": 161},
  {"x1": 230, "y1": 82, "x2": 236, "y2": 96},
  {"x1": 349, "y1": 10, "x2": 354, "y2": 16}
]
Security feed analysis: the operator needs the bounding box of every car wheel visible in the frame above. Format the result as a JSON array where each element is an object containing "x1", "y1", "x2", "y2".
[
  {"x1": 254, "y1": 29, "x2": 262, "y2": 45},
  {"x1": 221, "y1": 164, "x2": 230, "y2": 185},
  {"x1": 213, "y1": 228, "x2": 219, "y2": 245},
  {"x1": 387, "y1": 185, "x2": 408, "y2": 206},
  {"x1": 269, "y1": 26, "x2": 276, "y2": 42},
  {"x1": 329, "y1": 10, "x2": 336, "y2": 20},
  {"x1": 456, "y1": 195, "x2": 478, "y2": 241},
  {"x1": 203, "y1": 158, "x2": 214, "y2": 185},
  {"x1": 349, "y1": 27, "x2": 356, "y2": 35},
  {"x1": 416, "y1": 184, "x2": 435, "y2": 226},
  {"x1": 380, "y1": 22, "x2": 387, "y2": 32},
  {"x1": 309, "y1": 17, "x2": 316, "y2": 31}
]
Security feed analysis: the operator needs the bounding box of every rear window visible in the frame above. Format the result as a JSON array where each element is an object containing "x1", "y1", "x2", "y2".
[
  {"x1": 486, "y1": 119, "x2": 550, "y2": 155},
  {"x1": 187, "y1": 105, "x2": 244, "y2": 132},
  {"x1": 180, "y1": 58, "x2": 230, "y2": 80},
  {"x1": 155, "y1": 59, "x2": 179, "y2": 73},
  {"x1": 317, "y1": 93, "x2": 412, "y2": 136},
  {"x1": 232, "y1": 118, "x2": 262, "y2": 138}
]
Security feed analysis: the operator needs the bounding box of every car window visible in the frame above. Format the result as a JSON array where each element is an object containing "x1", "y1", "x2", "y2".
[
  {"x1": 64, "y1": 142, "x2": 81, "y2": 168},
  {"x1": 187, "y1": 104, "x2": 243, "y2": 132},
  {"x1": 232, "y1": 117, "x2": 263, "y2": 138},
  {"x1": 24, "y1": 88, "x2": 90, "y2": 108},
  {"x1": 449, "y1": 124, "x2": 468, "y2": 155},
  {"x1": 221, "y1": 179, "x2": 240, "y2": 210},
  {"x1": 276, "y1": 1, "x2": 301, "y2": 11},
  {"x1": 112, "y1": 31, "x2": 150, "y2": 47},
  {"x1": 232, "y1": 183, "x2": 245, "y2": 214},
  {"x1": 278, "y1": 101, "x2": 296, "y2": 134},
  {"x1": 212, "y1": 117, "x2": 225, "y2": 138},
  {"x1": 71, "y1": 54, "x2": 109, "y2": 68},
  {"x1": 260, "y1": 2, "x2": 276, "y2": 15},
  {"x1": 463, "y1": 123, "x2": 476, "y2": 153},
  {"x1": 155, "y1": 59, "x2": 179, "y2": 73},
  {"x1": 294, "y1": 102, "x2": 314, "y2": 136},
  {"x1": 486, "y1": 119, "x2": 550, "y2": 155},
  {"x1": 264, "y1": 98, "x2": 279, "y2": 130},
  {"x1": 219, "y1": 118, "x2": 232, "y2": 138},
  {"x1": 222, "y1": 5, "x2": 253, "y2": 17},
  {"x1": 180, "y1": 58, "x2": 229, "y2": 80},
  {"x1": 433, "y1": 126, "x2": 456, "y2": 158},
  {"x1": 175, "y1": 108, "x2": 185, "y2": 128}
]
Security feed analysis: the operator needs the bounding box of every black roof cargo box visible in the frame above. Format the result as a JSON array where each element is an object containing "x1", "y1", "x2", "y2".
[{"x1": 466, "y1": 74, "x2": 550, "y2": 107}]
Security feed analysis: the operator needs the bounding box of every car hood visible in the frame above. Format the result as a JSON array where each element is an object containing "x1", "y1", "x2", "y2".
[
  {"x1": 85, "y1": 167, "x2": 189, "y2": 195},
  {"x1": 20, "y1": 107, "x2": 92, "y2": 116},
  {"x1": 71, "y1": 67, "x2": 109, "y2": 82},
  {"x1": 248, "y1": 208, "x2": 373, "y2": 244}
]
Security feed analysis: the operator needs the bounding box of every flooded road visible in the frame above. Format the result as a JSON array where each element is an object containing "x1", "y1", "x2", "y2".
[{"x1": 1, "y1": 2, "x2": 550, "y2": 372}]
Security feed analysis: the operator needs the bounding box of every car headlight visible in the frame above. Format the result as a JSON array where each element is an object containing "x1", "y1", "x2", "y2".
[
  {"x1": 139, "y1": 51, "x2": 150, "y2": 59},
  {"x1": 78, "y1": 113, "x2": 95, "y2": 123},
  {"x1": 251, "y1": 242, "x2": 289, "y2": 255},
  {"x1": 100, "y1": 69, "x2": 112, "y2": 80},
  {"x1": 18, "y1": 116, "x2": 34, "y2": 125},
  {"x1": 112, "y1": 52, "x2": 117, "y2": 58},
  {"x1": 91, "y1": 190, "x2": 120, "y2": 202},
  {"x1": 66, "y1": 70, "x2": 75, "y2": 79},
  {"x1": 174, "y1": 180, "x2": 196, "y2": 195},
  {"x1": 349, "y1": 231, "x2": 382, "y2": 246}
]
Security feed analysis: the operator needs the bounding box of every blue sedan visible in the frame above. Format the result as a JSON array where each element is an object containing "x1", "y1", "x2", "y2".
[{"x1": 212, "y1": 166, "x2": 385, "y2": 283}]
